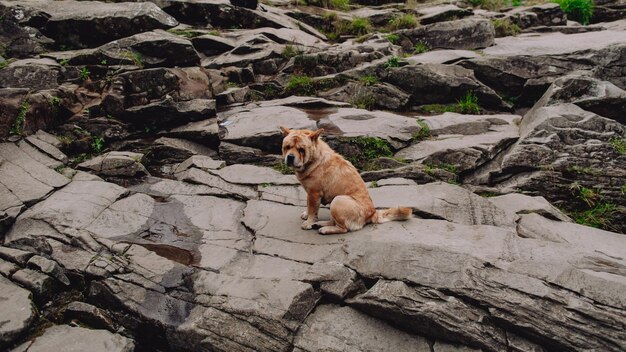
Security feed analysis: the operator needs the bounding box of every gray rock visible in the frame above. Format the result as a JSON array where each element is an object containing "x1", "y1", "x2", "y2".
[
  {"x1": 319, "y1": 82, "x2": 411, "y2": 111},
  {"x1": 219, "y1": 105, "x2": 316, "y2": 152},
  {"x1": 122, "y1": 98, "x2": 216, "y2": 128},
  {"x1": 293, "y1": 305, "x2": 432, "y2": 352},
  {"x1": 398, "y1": 18, "x2": 495, "y2": 51},
  {"x1": 174, "y1": 155, "x2": 225, "y2": 175},
  {"x1": 0, "y1": 58, "x2": 60, "y2": 90},
  {"x1": 64, "y1": 301, "x2": 116, "y2": 331},
  {"x1": 215, "y1": 86, "x2": 251, "y2": 106},
  {"x1": 148, "y1": 137, "x2": 218, "y2": 166},
  {"x1": 11, "y1": 268, "x2": 57, "y2": 299},
  {"x1": 27, "y1": 255, "x2": 70, "y2": 285},
  {"x1": 210, "y1": 164, "x2": 298, "y2": 185},
  {"x1": 25, "y1": 134, "x2": 68, "y2": 164},
  {"x1": 219, "y1": 142, "x2": 282, "y2": 166},
  {"x1": 321, "y1": 108, "x2": 422, "y2": 149},
  {"x1": 25, "y1": 325, "x2": 134, "y2": 352},
  {"x1": 0, "y1": 258, "x2": 19, "y2": 277},
  {"x1": 191, "y1": 34, "x2": 236, "y2": 56},
  {"x1": 369, "y1": 182, "x2": 517, "y2": 227},
  {"x1": 0, "y1": 0, "x2": 178, "y2": 48},
  {"x1": 396, "y1": 114, "x2": 519, "y2": 172},
  {"x1": 0, "y1": 275, "x2": 36, "y2": 348},
  {"x1": 177, "y1": 167, "x2": 258, "y2": 199},
  {"x1": 406, "y1": 49, "x2": 481, "y2": 65},
  {"x1": 384, "y1": 63, "x2": 509, "y2": 109},
  {"x1": 488, "y1": 193, "x2": 571, "y2": 222},
  {"x1": 506, "y1": 3, "x2": 567, "y2": 29},
  {"x1": 78, "y1": 151, "x2": 148, "y2": 178},
  {"x1": 416, "y1": 4, "x2": 473, "y2": 25},
  {"x1": 0, "y1": 246, "x2": 33, "y2": 265},
  {"x1": 532, "y1": 74, "x2": 626, "y2": 123}
]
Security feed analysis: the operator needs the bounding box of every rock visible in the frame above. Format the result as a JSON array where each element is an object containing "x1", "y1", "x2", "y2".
[
  {"x1": 591, "y1": 4, "x2": 626, "y2": 24},
  {"x1": 304, "y1": 262, "x2": 364, "y2": 300},
  {"x1": 293, "y1": 305, "x2": 432, "y2": 352},
  {"x1": 0, "y1": 275, "x2": 36, "y2": 349},
  {"x1": 219, "y1": 105, "x2": 316, "y2": 153},
  {"x1": 532, "y1": 74, "x2": 626, "y2": 123},
  {"x1": 319, "y1": 82, "x2": 411, "y2": 110},
  {"x1": 0, "y1": 143, "x2": 69, "y2": 206},
  {"x1": 0, "y1": 246, "x2": 33, "y2": 265},
  {"x1": 395, "y1": 114, "x2": 519, "y2": 172},
  {"x1": 0, "y1": 58, "x2": 60, "y2": 90},
  {"x1": 64, "y1": 301, "x2": 116, "y2": 331},
  {"x1": 467, "y1": 103, "x2": 626, "y2": 232},
  {"x1": 25, "y1": 134, "x2": 67, "y2": 164},
  {"x1": 1, "y1": 0, "x2": 178, "y2": 48},
  {"x1": 11, "y1": 268, "x2": 58, "y2": 300},
  {"x1": 406, "y1": 49, "x2": 481, "y2": 65},
  {"x1": 121, "y1": 98, "x2": 216, "y2": 128},
  {"x1": 506, "y1": 3, "x2": 567, "y2": 29},
  {"x1": 398, "y1": 18, "x2": 495, "y2": 51},
  {"x1": 0, "y1": 5, "x2": 54, "y2": 58},
  {"x1": 0, "y1": 258, "x2": 19, "y2": 277},
  {"x1": 320, "y1": 108, "x2": 422, "y2": 149},
  {"x1": 369, "y1": 182, "x2": 517, "y2": 227},
  {"x1": 191, "y1": 34, "x2": 236, "y2": 56},
  {"x1": 163, "y1": 0, "x2": 323, "y2": 39},
  {"x1": 488, "y1": 193, "x2": 571, "y2": 222},
  {"x1": 174, "y1": 155, "x2": 225, "y2": 175},
  {"x1": 25, "y1": 325, "x2": 134, "y2": 352},
  {"x1": 230, "y1": 0, "x2": 258, "y2": 9},
  {"x1": 383, "y1": 63, "x2": 509, "y2": 109},
  {"x1": 210, "y1": 164, "x2": 298, "y2": 185},
  {"x1": 148, "y1": 137, "x2": 218, "y2": 166},
  {"x1": 215, "y1": 86, "x2": 251, "y2": 106},
  {"x1": 416, "y1": 4, "x2": 473, "y2": 25},
  {"x1": 77, "y1": 151, "x2": 148, "y2": 178},
  {"x1": 27, "y1": 255, "x2": 70, "y2": 286},
  {"x1": 218, "y1": 142, "x2": 282, "y2": 166},
  {"x1": 0, "y1": 88, "x2": 65, "y2": 138},
  {"x1": 176, "y1": 167, "x2": 258, "y2": 199}
]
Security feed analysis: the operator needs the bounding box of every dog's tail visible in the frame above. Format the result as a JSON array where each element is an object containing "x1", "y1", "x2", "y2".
[{"x1": 370, "y1": 207, "x2": 412, "y2": 224}]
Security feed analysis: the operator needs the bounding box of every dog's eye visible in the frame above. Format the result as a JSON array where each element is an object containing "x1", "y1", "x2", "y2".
[{"x1": 298, "y1": 148, "x2": 305, "y2": 155}]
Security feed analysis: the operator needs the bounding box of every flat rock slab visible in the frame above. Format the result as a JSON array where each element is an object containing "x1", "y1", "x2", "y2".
[
  {"x1": 210, "y1": 164, "x2": 298, "y2": 185},
  {"x1": 322, "y1": 108, "x2": 421, "y2": 149},
  {"x1": 406, "y1": 49, "x2": 481, "y2": 65},
  {"x1": 399, "y1": 18, "x2": 494, "y2": 51},
  {"x1": 369, "y1": 181, "x2": 518, "y2": 227},
  {"x1": 0, "y1": 275, "x2": 36, "y2": 348},
  {"x1": 488, "y1": 193, "x2": 571, "y2": 222},
  {"x1": 24, "y1": 325, "x2": 134, "y2": 352},
  {"x1": 219, "y1": 105, "x2": 316, "y2": 152},
  {"x1": 293, "y1": 305, "x2": 432, "y2": 352},
  {"x1": 483, "y1": 29, "x2": 626, "y2": 57},
  {"x1": 395, "y1": 115, "x2": 519, "y2": 172},
  {"x1": 0, "y1": 58, "x2": 61, "y2": 90},
  {"x1": 1, "y1": 0, "x2": 178, "y2": 48},
  {"x1": 78, "y1": 151, "x2": 148, "y2": 177}
]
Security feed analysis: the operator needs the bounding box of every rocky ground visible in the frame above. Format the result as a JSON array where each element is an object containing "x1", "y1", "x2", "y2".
[{"x1": 0, "y1": 0, "x2": 625, "y2": 351}]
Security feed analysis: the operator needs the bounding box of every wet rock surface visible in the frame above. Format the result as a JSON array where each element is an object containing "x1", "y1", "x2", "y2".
[{"x1": 1, "y1": 0, "x2": 625, "y2": 351}]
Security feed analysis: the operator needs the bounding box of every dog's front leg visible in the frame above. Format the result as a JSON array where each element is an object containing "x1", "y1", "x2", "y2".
[{"x1": 301, "y1": 191, "x2": 321, "y2": 230}]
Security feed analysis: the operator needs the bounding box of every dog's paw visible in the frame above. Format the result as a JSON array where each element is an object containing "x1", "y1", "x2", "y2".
[
  {"x1": 300, "y1": 211, "x2": 308, "y2": 220},
  {"x1": 301, "y1": 220, "x2": 315, "y2": 230}
]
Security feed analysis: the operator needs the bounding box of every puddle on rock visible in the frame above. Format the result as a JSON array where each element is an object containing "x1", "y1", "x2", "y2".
[
  {"x1": 134, "y1": 243, "x2": 200, "y2": 266},
  {"x1": 299, "y1": 107, "x2": 344, "y2": 136}
]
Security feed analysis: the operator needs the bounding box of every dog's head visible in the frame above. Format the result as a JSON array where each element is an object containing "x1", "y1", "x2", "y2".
[{"x1": 279, "y1": 126, "x2": 324, "y2": 172}]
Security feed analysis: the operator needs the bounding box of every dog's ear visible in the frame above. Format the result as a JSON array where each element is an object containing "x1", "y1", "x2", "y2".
[
  {"x1": 279, "y1": 126, "x2": 291, "y2": 137},
  {"x1": 310, "y1": 128, "x2": 324, "y2": 141}
]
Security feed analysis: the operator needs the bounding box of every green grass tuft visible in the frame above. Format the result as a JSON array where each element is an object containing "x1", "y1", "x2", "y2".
[
  {"x1": 10, "y1": 100, "x2": 30, "y2": 135},
  {"x1": 387, "y1": 14, "x2": 419, "y2": 31},
  {"x1": 553, "y1": 0, "x2": 594, "y2": 25},
  {"x1": 80, "y1": 67, "x2": 90, "y2": 81},
  {"x1": 282, "y1": 44, "x2": 301, "y2": 58},
  {"x1": 386, "y1": 33, "x2": 400, "y2": 44},
  {"x1": 413, "y1": 120, "x2": 430, "y2": 141},
  {"x1": 352, "y1": 93, "x2": 376, "y2": 110},
  {"x1": 572, "y1": 203, "x2": 618, "y2": 230},
  {"x1": 384, "y1": 56, "x2": 401, "y2": 69},
  {"x1": 609, "y1": 137, "x2": 625, "y2": 154},
  {"x1": 457, "y1": 92, "x2": 480, "y2": 114},
  {"x1": 273, "y1": 161, "x2": 295, "y2": 175},
  {"x1": 167, "y1": 28, "x2": 203, "y2": 38},
  {"x1": 348, "y1": 18, "x2": 372, "y2": 36},
  {"x1": 285, "y1": 75, "x2": 315, "y2": 96},
  {"x1": 492, "y1": 18, "x2": 522, "y2": 37},
  {"x1": 413, "y1": 41, "x2": 429, "y2": 54},
  {"x1": 90, "y1": 136, "x2": 105, "y2": 154},
  {"x1": 359, "y1": 75, "x2": 378, "y2": 86}
]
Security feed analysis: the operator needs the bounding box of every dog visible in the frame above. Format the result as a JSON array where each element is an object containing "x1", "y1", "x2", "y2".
[{"x1": 280, "y1": 126, "x2": 412, "y2": 235}]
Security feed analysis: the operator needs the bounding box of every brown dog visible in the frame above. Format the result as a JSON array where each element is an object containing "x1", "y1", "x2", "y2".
[{"x1": 280, "y1": 126, "x2": 412, "y2": 235}]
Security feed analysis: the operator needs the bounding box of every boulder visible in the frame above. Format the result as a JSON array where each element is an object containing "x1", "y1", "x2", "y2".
[
  {"x1": 0, "y1": 4, "x2": 54, "y2": 58},
  {"x1": 0, "y1": 58, "x2": 60, "y2": 90},
  {"x1": 77, "y1": 151, "x2": 148, "y2": 178},
  {"x1": 24, "y1": 325, "x2": 134, "y2": 352},
  {"x1": 383, "y1": 63, "x2": 509, "y2": 110},
  {"x1": 398, "y1": 18, "x2": 495, "y2": 51},
  {"x1": 0, "y1": 275, "x2": 36, "y2": 348},
  {"x1": 506, "y1": 3, "x2": 567, "y2": 29},
  {"x1": 416, "y1": 4, "x2": 473, "y2": 25},
  {"x1": 0, "y1": 0, "x2": 178, "y2": 48},
  {"x1": 121, "y1": 98, "x2": 216, "y2": 128}
]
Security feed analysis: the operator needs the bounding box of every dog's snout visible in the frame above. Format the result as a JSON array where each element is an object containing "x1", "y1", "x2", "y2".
[{"x1": 286, "y1": 154, "x2": 295, "y2": 166}]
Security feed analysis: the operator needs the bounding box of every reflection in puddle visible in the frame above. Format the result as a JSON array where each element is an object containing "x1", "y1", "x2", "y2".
[
  {"x1": 135, "y1": 243, "x2": 199, "y2": 266},
  {"x1": 299, "y1": 107, "x2": 344, "y2": 136}
]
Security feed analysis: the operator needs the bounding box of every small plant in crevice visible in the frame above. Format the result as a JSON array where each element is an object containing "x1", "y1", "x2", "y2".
[
  {"x1": 359, "y1": 74, "x2": 378, "y2": 86},
  {"x1": 553, "y1": 0, "x2": 594, "y2": 25},
  {"x1": 609, "y1": 137, "x2": 625, "y2": 154},
  {"x1": 492, "y1": 18, "x2": 522, "y2": 37},
  {"x1": 369, "y1": 180, "x2": 379, "y2": 188},
  {"x1": 120, "y1": 50, "x2": 144, "y2": 67},
  {"x1": 568, "y1": 182, "x2": 618, "y2": 231},
  {"x1": 90, "y1": 136, "x2": 105, "y2": 154},
  {"x1": 352, "y1": 93, "x2": 376, "y2": 111},
  {"x1": 80, "y1": 66, "x2": 90, "y2": 81},
  {"x1": 282, "y1": 44, "x2": 301, "y2": 58},
  {"x1": 273, "y1": 161, "x2": 295, "y2": 175},
  {"x1": 387, "y1": 14, "x2": 419, "y2": 31},
  {"x1": 412, "y1": 120, "x2": 431, "y2": 141},
  {"x1": 167, "y1": 28, "x2": 203, "y2": 38},
  {"x1": 456, "y1": 91, "x2": 481, "y2": 114},
  {"x1": 10, "y1": 100, "x2": 30, "y2": 135},
  {"x1": 285, "y1": 75, "x2": 316, "y2": 96},
  {"x1": 413, "y1": 41, "x2": 430, "y2": 54},
  {"x1": 340, "y1": 136, "x2": 393, "y2": 169},
  {"x1": 348, "y1": 17, "x2": 372, "y2": 36},
  {"x1": 385, "y1": 33, "x2": 400, "y2": 44},
  {"x1": 384, "y1": 56, "x2": 401, "y2": 69}
]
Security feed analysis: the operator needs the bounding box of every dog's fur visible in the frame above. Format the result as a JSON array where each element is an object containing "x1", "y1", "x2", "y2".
[{"x1": 280, "y1": 126, "x2": 412, "y2": 235}]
